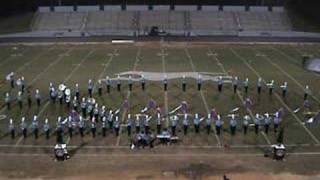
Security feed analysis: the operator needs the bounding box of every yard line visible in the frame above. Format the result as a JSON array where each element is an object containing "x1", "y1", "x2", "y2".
[
  {"x1": 28, "y1": 48, "x2": 75, "y2": 85},
  {"x1": 160, "y1": 48, "x2": 170, "y2": 128},
  {"x1": 230, "y1": 48, "x2": 320, "y2": 144},
  {"x1": 15, "y1": 46, "x2": 56, "y2": 74},
  {"x1": 257, "y1": 48, "x2": 320, "y2": 104},
  {"x1": 0, "y1": 143, "x2": 317, "y2": 149},
  {"x1": 93, "y1": 49, "x2": 118, "y2": 93},
  {"x1": 184, "y1": 48, "x2": 222, "y2": 147},
  {"x1": 0, "y1": 47, "x2": 29, "y2": 66},
  {"x1": 0, "y1": 46, "x2": 55, "y2": 89},
  {"x1": 116, "y1": 47, "x2": 141, "y2": 146},
  {"x1": 273, "y1": 45, "x2": 320, "y2": 78},
  {"x1": 14, "y1": 49, "x2": 95, "y2": 146},
  {"x1": 206, "y1": 48, "x2": 271, "y2": 145},
  {"x1": 2, "y1": 151, "x2": 320, "y2": 158},
  {"x1": 0, "y1": 47, "x2": 71, "y2": 114}
]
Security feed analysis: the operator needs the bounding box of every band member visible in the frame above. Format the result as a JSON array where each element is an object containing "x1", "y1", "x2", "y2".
[
  {"x1": 243, "y1": 78, "x2": 249, "y2": 94},
  {"x1": 117, "y1": 75, "x2": 121, "y2": 92},
  {"x1": 21, "y1": 117, "x2": 27, "y2": 138},
  {"x1": 156, "y1": 113, "x2": 162, "y2": 134},
  {"x1": 257, "y1": 78, "x2": 262, "y2": 95},
  {"x1": 218, "y1": 76, "x2": 223, "y2": 92},
  {"x1": 27, "y1": 91, "x2": 32, "y2": 108},
  {"x1": 232, "y1": 76, "x2": 239, "y2": 94},
  {"x1": 79, "y1": 116, "x2": 85, "y2": 137},
  {"x1": 20, "y1": 76, "x2": 25, "y2": 93},
  {"x1": 68, "y1": 116, "x2": 73, "y2": 138},
  {"x1": 206, "y1": 113, "x2": 212, "y2": 134},
  {"x1": 98, "y1": 80, "x2": 103, "y2": 96},
  {"x1": 183, "y1": 113, "x2": 189, "y2": 135},
  {"x1": 194, "y1": 113, "x2": 200, "y2": 134},
  {"x1": 138, "y1": 74, "x2": 144, "y2": 91},
  {"x1": 215, "y1": 115, "x2": 223, "y2": 135},
  {"x1": 50, "y1": 88, "x2": 57, "y2": 104},
  {"x1": 32, "y1": 115, "x2": 39, "y2": 139},
  {"x1": 88, "y1": 79, "x2": 93, "y2": 97},
  {"x1": 243, "y1": 115, "x2": 250, "y2": 135},
  {"x1": 182, "y1": 75, "x2": 186, "y2": 92},
  {"x1": 171, "y1": 116, "x2": 178, "y2": 136},
  {"x1": 254, "y1": 114, "x2": 261, "y2": 135},
  {"x1": 102, "y1": 117, "x2": 107, "y2": 137},
  {"x1": 135, "y1": 115, "x2": 140, "y2": 133},
  {"x1": 75, "y1": 83, "x2": 80, "y2": 99},
  {"x1": 163, "y1": 75, "x2": 168, "y2": 91},
  {"x1": 144, "y1": 115, "x2": 150, "y2": 134},
  {"x1": 127, "y1": 114, "x2": 132, "y2": 136},
  {"x1": 5, "y1": 92, "x2": 11, "y2": 110},
  {"x1": 107, "y1": 110, "x2": 114, "y2": 131},
  {"x1": 81, "y1": 98, "x2": 87, "y2": 118},
  {"x1": 230, "y1": 114, "x2": 237, "y2": 136},
  {"x1": 274, "y1": 112, "x2": 281, "y2": 133},
  {"x1": 280, "y1": 82, "x2": 288, "y2": 98},
  {"x1": 128, "y1": 75, "x2": 133, "y2": 91},
  {"x1": 72, "y1": 96, "x2": 78, "y2": 111},
  {"x1": 91, "y1": 118, "x2": 97, "y2": 138},
  {"x1": 9, "y1": 119, "x2": 15, "y2": 139},
  {"x1": 35, "y1": 89, "x2": 41, "y2": 107},
  {"x1": 93, "y1": 104, "x2": 99, "y2": 121},
  {"x1": 43, "y1": 118, "x2": 50, "y2": 139},
  {"x1": 106, "y1": 76, "x2": 111, "y2": 93},
  {"x1": 264, "y1": 113, "x2": 271, "y2": 134},
  {"x1": 197, "y1": 74, "x2": 202, "y2": 91},
  {"x1": 16, "y1": 91, "x2": 22, "y2": 109},
  {"x1": 304, "y1": 85, "x2": 310, "y2": 100},
  {"x1": 7, "y1": 72, "x2": 14, "y2": 88},
  {"x1": 267, "y1": 80, "x2": 274, "y2": 96},
  {"x1": 114, "y1": 116, "x2": 120, "y2": 136},
  {"x1": 58, "y1": 89, "x2": 64, "y2": 105}
]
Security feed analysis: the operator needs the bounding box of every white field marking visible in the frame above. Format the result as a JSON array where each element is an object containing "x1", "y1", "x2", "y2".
[
  {"x1": 159, "y1": 48, "x2": 170, "y2": 127},
  {"x1": 0, "y1": 48, "x2": 69, "y2": 119},
  {"x1": 257, "y1": 49, "x2": 320, "y2": 104},
  {"x1": 0, "y1": 46, "x2": 55, "y2": 89},
  {"x1": 230, "y1": 48, "x2": 320, "y2": 144},
  {"x1": 14, "y1": 46, "x2": 56, "y2": 74},
  {"x1": 14, "y1": 49, "x2": 95, "y2": 146},
  {"x1": 29, "y1": 48, "x2": 75, "y2": 85},
  {"x1": 92, "y1": 49, "x2": 118, "y2": 94},
  {"x1": 277, "y1": 46, "x2": 320, "y2": 78},
  {"x1": 116, "y1": 47, "x2": 141, "y2": 146},
  {"x1": 0, "y1": 143, "x2": 317, "y2": 149},
  {"x1": 184, "y1": 48, "x2": 221, "y2": 147},
  {"x1": 207, "y1": 48, "x2": 272, "y2": 145},
  {"x1": 0, "y1": 47, "x2": 29, "y2": 66},
  {"x1": 3, "y1": 151, "x2": 320, "y2": 158}
]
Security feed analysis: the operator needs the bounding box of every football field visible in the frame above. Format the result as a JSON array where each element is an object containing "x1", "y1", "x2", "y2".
[{"x1": 0, "y1": 41, "x2": 320, "y2": 155}]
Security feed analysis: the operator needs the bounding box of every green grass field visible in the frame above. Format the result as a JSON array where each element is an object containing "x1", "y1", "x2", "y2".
[{"x1": 0, "y1": 42, "x2": 320, "y2": 150}]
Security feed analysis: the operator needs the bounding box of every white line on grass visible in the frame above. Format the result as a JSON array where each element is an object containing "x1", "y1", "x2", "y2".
[
  {"x1": 0, "y1": 48, "x2": 70, "y2": 110},
  {"x1": 207, "y1": 48, "x2": 271, "y2": 145},
  {"x1": 0, "y1": 46, "x2": 55, "y2": 89},
  {"x1": 28, "y1": 48, "x2": 75, "y2": 85},
  {"x1": 116, "y1": 47, "x2": 141, "y2": 146},
  {"x1": 2, "y1": 151, "x2": 320, "y2": 157},
  {"x1": 14, "y1": 49, "x2": 95, "y2": 146},
  {"x1": 0, "y1": 143, "x2": 317, "y2": 149},
  {"x1": 0, "y1": 47, "x2": 29, "y2": 66},
  {"x1": 257, "y1": 48, "x2": 320, "y2": 104},
  {"x1": 230, "y1": 48, "x2": 320, "y2": 144},
  {"x1": 273, "y1": 45, "x2": 320, "y2": 78},
  {"x1": 159, "y1": 48, "x2": 170, "y2": 128},
  {"x1": 184, "y1": 48, "x2": 222, "y2": 147}
]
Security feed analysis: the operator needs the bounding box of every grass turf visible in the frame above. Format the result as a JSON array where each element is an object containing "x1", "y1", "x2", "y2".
[{"x1": 0, "y1": 42, "x2": 320, "y2": 148}]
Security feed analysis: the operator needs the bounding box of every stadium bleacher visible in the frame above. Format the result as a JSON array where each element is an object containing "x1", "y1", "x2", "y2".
[{"x1": 32, "y1": 6, "x2": 292, "y2": 36}]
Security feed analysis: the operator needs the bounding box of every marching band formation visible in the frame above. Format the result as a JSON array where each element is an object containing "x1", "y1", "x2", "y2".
[{"x1": 3, "y1": 72, "x2": 314, "y2": 141}]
